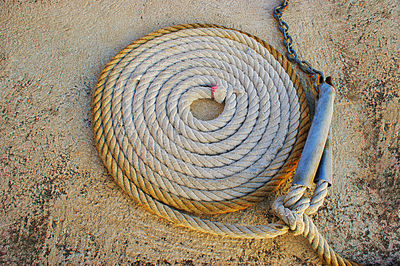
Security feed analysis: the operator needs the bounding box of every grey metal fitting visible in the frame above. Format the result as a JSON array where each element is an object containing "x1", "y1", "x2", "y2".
[
  {"x1": 314, "y1": 131, "x2": 333, "y2": 185},
  {"x1": 293, "y1": 82, "x2": 336, "y2": 188}
]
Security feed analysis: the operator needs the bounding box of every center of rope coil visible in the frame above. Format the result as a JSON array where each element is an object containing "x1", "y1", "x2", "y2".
[
  {"x1": 189, "y1": 84, "x2": 227, "y2": 121},
  {"x1": 190, "y1": 98, "x2": 225, "y2": 121}
]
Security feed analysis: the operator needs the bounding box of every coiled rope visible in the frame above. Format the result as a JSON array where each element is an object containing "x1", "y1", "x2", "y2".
[{"x1": 92, "y1": 24, "x2": 355, "y2": 265}]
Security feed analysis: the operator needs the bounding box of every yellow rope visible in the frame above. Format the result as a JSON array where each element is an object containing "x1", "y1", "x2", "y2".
[{"x1": 92, "y1": 24, "x2": 356, "y2": 265}]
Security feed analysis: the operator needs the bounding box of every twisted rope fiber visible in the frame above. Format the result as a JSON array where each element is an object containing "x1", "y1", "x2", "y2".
[{"x1": 92, "y1": 24, "x2": 354, "y2": 265}]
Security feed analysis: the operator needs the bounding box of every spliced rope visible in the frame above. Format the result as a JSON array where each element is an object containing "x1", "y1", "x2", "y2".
[{"x1": 92, "y1": 24, "x2": 355, "y2": 265}]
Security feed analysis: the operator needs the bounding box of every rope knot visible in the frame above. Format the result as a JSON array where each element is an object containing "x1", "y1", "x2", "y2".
[{"x1": 272, "y1": 185, "x2": 310, "y2": 235}]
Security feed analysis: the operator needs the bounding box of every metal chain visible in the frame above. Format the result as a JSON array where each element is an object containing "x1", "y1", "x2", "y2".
[{"x1": 273, "y1": 0, "x2": 325, "y2": 83}]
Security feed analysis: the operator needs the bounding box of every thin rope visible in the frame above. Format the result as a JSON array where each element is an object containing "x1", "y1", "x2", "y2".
[{"x1": 92, "y1": 24, "x2": 356, "y2": 265}]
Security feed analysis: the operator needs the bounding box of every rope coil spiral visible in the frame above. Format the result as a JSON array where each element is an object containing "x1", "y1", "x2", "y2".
[{"x1": 92, "y1": 24, "x2": 355, "y2": 265}]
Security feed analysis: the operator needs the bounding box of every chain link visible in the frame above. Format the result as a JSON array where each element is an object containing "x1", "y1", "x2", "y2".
[{"x1": 273, "y1": 0, "x2": 325, "y2": 82}]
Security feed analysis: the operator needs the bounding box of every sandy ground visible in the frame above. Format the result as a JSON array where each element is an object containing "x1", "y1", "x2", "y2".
[{"x1": 0, "y1": 0, "x2": 399, "y2": 265}]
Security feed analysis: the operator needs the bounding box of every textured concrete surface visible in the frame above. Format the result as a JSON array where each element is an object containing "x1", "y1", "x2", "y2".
[{"x1": 0, "y1": 0, "x2": 399, "y2": 264}]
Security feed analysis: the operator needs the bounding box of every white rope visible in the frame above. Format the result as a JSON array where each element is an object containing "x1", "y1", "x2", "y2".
[{"x1": 93, "y1": 24, "x2": 355, "y2": 265}]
